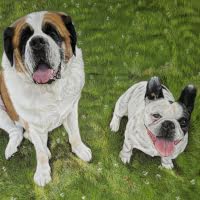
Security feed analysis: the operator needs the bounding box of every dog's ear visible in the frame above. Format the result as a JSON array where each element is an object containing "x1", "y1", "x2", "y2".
[
  {"x1": 145, "y1": 76, "x2": 164, "y2": 100},
  {"x1": 178, "y1": 85, "x2": 197, "y2": 114},
  {"x1": 60, "y1": 14, "x2": 77, "y2": 56},
  {"x1": 3, "y1": 27, "x2": 14, "y2": 66}
]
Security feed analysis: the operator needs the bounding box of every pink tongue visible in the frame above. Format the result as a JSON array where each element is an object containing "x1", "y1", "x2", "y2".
[
  {"x1": 33, "y1": 64, "x2": 54, "y2": 84},
  {"x1": 154, "y1": 138, "x2": 174, "y2": 157}
]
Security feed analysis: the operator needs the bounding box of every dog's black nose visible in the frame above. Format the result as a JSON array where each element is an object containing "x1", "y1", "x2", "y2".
[
  {"x1": 30, "y1": 36, "x2": 46, "y2": 50},
  {"x1": 162, "y1": 120, "x2": 175, "y2": 131},
  {"x1": 160, "y1": 120, "x2": 175, "y2": 139}
]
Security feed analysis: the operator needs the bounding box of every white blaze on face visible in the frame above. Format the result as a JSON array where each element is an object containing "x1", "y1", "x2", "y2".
[{"x1": 24, "y1": 11, "x2": 62, "y2": 78}]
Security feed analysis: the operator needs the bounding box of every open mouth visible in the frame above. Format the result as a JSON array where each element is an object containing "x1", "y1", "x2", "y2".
[
  {"x1": 146, "y1": 128, "x2": 182, "y2": 157},
  {"x1": 32, "y1": 63, "x2": 61, "y2": 84}
]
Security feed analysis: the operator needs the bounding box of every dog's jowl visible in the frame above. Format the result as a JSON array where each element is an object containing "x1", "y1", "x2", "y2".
[
  {"x1": 110, "y1": 77, "x2": 196, "y2": 169},
  {"x1": 0, "y1": 11, "x2": 92, "y2": 186}
]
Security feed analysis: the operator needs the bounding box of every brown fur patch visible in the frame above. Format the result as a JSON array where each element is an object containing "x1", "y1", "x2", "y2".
[
  {"x1": 11, "y1": 17, "x2": 27, "y2": 72},
  {"x1": 43, "y1": 12, "x2": 73, "y2": 61},
  {"x1": 13, "y1": 49, "x2": 27, "y2": 73},
  {"x1": 0, "y1": 72, "x2": 19, "y2": 121}
]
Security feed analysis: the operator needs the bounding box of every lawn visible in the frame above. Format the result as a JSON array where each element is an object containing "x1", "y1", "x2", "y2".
[{"x1": 0, "y1": 0, "x2": 200, "y2": 199}]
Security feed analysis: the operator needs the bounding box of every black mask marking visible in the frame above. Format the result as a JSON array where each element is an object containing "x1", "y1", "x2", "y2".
[
  {"x1": 61, "y1": 15, "x2": 77, "y2": 55},
  {"x1": 3, "y1": 27, "x2": 14, "y2": 66},
  {"x1": 178, "y1": 116, "x2": 189, "y2": 134},
  {"x1": 42, "y1": 23, "x2": 62, "y2": 46},
  {"x1": 177, "y1": 101, "x2": 191, "y2": 134},
  {"x1": 19, "y1": 26, "x2": 34, "y2": 57}
]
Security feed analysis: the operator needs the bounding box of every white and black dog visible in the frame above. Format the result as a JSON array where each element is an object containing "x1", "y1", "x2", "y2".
[
  {"x1": 0, "y1": 11, "x2": 92, "y2": 186},
  {"x1": 110, "y1": 77, "x2": 196, "y2": 169}
]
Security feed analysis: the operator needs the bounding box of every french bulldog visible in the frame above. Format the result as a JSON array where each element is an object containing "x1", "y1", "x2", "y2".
[{"x1": 110, "y1": 77, "x2": 197, "y2": 169}]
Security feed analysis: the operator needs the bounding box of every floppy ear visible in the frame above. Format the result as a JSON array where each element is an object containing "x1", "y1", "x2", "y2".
[
  {"x1": 145, "y1": 76, "x2": 164, "y2": 100},
  {"x1": 3, "y1": 27, "x2": 14, "y2": 66},
  {"x1": 178, "y1": 85, "x2": 197, "y2": 114},
  {"x1": 60, "y1": 14, "x2": 77, "y2": 56}
]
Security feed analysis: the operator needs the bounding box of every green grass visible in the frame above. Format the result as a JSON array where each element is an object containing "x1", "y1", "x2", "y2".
[{"x1": 0, "y1": 0, "x2": 200, "y2": 199}]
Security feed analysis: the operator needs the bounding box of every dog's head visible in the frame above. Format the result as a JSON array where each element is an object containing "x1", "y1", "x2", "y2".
[
  {"x1": 3, "y1": 11, "x2": 77, "y2": 84},
  {"x1": 144, "y1": 77, "x2": 197, "y2": 157}
]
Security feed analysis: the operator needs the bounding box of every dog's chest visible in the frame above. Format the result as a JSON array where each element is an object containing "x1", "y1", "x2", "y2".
[
  {"x1": 22, "y1": 88, "x2": 79, "y2": 131},
  {"x1": 4, "y1": 69, "x2": 84, "y2": 132},
  {"x1": 128, "y1": 115, "x2": 160, "y2": 156}
]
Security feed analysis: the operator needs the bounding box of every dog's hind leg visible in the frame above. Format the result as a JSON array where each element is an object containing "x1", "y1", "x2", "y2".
[
  {"x1": 110, "y1": 84, "x2": 138, "y2": 132},
  {"x1": 0, "y1": 97, "x2": 23, "y2": 159}
]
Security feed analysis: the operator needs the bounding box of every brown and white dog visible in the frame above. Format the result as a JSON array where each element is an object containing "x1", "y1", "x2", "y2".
[{"x1": 0, "y1": 11, "x2": 92, "y2": 186}]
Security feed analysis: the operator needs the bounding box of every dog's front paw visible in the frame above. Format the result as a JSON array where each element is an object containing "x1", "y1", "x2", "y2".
[
  {"x1": 72, "y1": 142, "x2": 92, "y2": 162},
  {"x1": 34, "y1": 165, "x2": 51, "y2": 187},
  {"x1": 110, "y1": 115, "x2": 120, "y2": 132},
  {"x1": 161, "y1": 158, "x2": 174, "y2": 169},
  {"x1": 5, "y1": 132, "x2": 23, "y2": 159},
  {"x1": 119, "y1": 151, "x2": 131, "y2": 164},
  {"x1": 161, "y1": 162, "x2": 174, "y2": 169}
]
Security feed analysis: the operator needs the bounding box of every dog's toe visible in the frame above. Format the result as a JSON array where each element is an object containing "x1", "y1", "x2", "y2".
[
  {"x1": 5, "y1": 145, "x2": 17, "y2": 160},
  {"x1": 119, "y1": 151, "x2": 131, "y2": 164},
  {"x1": 161, "y1": 162, "x2": 174, "y2": 169},
  {"x1": 5, "y1": 133, "x2": 23, "y2": 159},
  {"x1": 34, "y1": 166, "x2": 51, "y2": 187},
  {"x1": 72, "y1": 143, "x2": 92, "y2": 162},
  {"x1": 120, "y1": 156, "x2": 131, "y2": 164},
  {"x1": 161, "y1": 158, "x2": 174, "y2": 169},
  {"x1": 110, "y1": 116, "x2": 120, "y2": 132}
]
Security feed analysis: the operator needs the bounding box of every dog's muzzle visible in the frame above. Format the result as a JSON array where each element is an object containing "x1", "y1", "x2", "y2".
[{"x1": 145, "y1": 125, "x2": 182, "y2": 157}]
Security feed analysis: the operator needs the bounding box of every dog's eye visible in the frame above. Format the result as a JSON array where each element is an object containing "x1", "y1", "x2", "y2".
[
  {"x1": 42, "y1": 23, "x2": 61, "y2": 43},
  {"x1": 179, "y1": 118, "x2": 188, "y2": 127},
  {"x1": 152, "y1": 113, "x2": 162, "y2": 119},
  {"x1": 19, "y1": 26, "x2": 34, "y2": 55}
]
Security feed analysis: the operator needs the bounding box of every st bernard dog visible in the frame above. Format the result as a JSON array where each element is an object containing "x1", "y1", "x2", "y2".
[{"x1": 0, "y1": 11, "x2": 92, "y2": 186}]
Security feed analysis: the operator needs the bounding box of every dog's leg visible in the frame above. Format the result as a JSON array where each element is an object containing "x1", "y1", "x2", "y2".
[
  {"x1": 24, "y1": 130, "x2": 51, "y2": 159},
  {"x1": 110, "y1": 94, "x2": 125, "y2": 132},
  {"x1": 29, "y1": 129, "x2": 51, "y2": 186},
  {"x1": 119, "y1": 135, "x2": 133, "y2": 164},
  {"x1": 119, "y1": 121, "x2": 135, "y2": 164},
  {"x1": 41, "y1": 134, "x2": 51, "y2": 159},
  {"x1": 110, "y1": 85, "x2": 137, "y2": 132},
  {"x1": 63, "y1": 100, "x2": 92, "y2": 162},
  {"x1": 39, "y1": 134, "x2": 51, "y2": 159},
  {"x1": 161, "y1": 157, "x2": 174, "y2": 169},
  {"x1": 0, "y1": 97, "x2": 23, "y2": 159}
]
